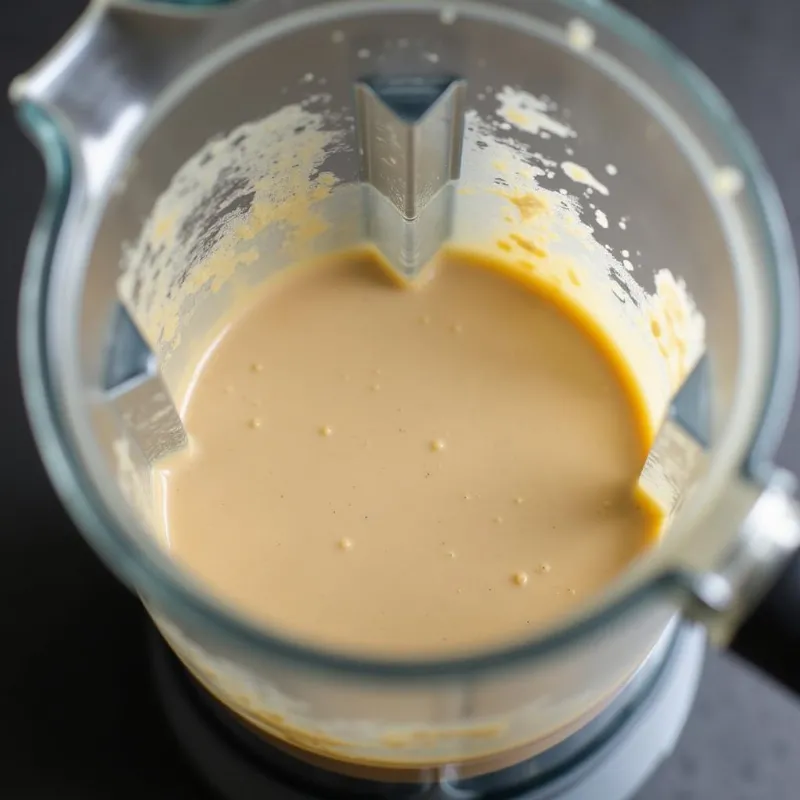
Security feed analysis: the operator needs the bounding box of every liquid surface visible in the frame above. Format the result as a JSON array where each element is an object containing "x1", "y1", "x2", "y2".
[{"x1": 158, "y1": 250, "x2": 660, "y2": 655}]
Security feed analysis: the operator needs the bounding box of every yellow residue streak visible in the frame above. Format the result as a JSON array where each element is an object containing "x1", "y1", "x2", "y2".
[
  {"x1": 381, "y1": 725, "x2": 505, "y2": 748},
  {"x1": 509, "y1": 233, "x2": 547, "y2": 259},
  {"x1": 495, "y1": 87, "x2": 576, "y2": 139},
  {"x1": 508, "y1": 192, "x2": 548, "y2": 221},
  {"x1": 651, "y1": 319, "x2": 661, "y2": 338},
  {"x1": 119, "y1": 101, "x2": 344, "y2": 359},
  {"x1": 503, "y1": 109, "x2": 531, "y2": 128},
  {"x1": 648, "y1": 270, "x2": 703, "y2": 391},
  {"x1": 560, "y1": 161, "x2": 609, "y2": 196}
]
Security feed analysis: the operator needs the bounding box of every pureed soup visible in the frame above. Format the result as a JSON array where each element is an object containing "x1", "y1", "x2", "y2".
[{"x1": 155, "y1": 248, "x2": 663, "y2": 656}]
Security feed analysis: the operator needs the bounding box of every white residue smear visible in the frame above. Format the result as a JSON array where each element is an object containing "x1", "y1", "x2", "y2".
[
  {"x1": 712, "y1": 166, "x2": 744, "y2": 198},
  {"x1": 561, "y1": 161, "x2": 609, "y2": 196},
  {"x1": 440, "y1": 6, "x2": 457, "y2": 25},
  {"x1": 566, "y1": 18, "x2": 596, "y2": 52},
  {"x1": 594, "y1": 209, "x2": 609, "y2": 229},
  {"x1": 496, "y1": 87, "x2": 576, "y2": 139}
]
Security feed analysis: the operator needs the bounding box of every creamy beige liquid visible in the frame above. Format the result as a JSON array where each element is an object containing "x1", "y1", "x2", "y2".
[{"x1": 158, "y1": 249, "x2": 661, "y2": 656}]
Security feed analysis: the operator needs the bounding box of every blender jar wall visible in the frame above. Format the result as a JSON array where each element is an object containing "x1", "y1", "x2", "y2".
[
  {"x1": 150, "y1": 590, "x2": 678, "y2": 772},
  {"x1": 100, "y1": 2, "x2": 746, "y2": 763},
  {"x1": 12, "y1": 0, "x2": 795, "y2": 778}
]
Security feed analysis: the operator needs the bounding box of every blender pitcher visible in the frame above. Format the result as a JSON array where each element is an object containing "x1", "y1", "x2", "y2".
[{"x1": 10, "y1": 0, "x2": 800, "y2": 797}]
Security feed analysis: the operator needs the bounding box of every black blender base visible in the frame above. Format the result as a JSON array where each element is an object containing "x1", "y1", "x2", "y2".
[{"x1": 150, "y1": 624, "x2": 704, "y2": 800}]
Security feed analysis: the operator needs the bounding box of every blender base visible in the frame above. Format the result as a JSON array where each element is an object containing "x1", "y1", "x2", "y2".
[{"x1": 150, "y1": 624, "x2": 705, "y2": 800}]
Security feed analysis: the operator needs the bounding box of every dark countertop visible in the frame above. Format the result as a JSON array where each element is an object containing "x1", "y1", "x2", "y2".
[{"x1": 1, "y1": 1, "x2": 799, "y2": 798}]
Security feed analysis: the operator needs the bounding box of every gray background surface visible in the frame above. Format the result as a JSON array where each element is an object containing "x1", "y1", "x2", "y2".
[{"x1": 640, "y1": 649, "x2": 800, "y2": 798}]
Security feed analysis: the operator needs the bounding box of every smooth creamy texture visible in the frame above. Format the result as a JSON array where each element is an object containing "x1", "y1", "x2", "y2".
[{"x1": 158, "y1": 250, "x2": 661, "y2": 656}]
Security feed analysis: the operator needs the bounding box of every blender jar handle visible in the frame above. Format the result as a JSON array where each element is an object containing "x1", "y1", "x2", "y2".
[
  {"x1": 8, "y1": 0, "x2": 244, "y2": 591},
  {"x1": 683, "y1": 470, "x2": 800, "y2": 690},
  {"x1": 9, "y1": 1, "x2": 228, "y2": 198}
]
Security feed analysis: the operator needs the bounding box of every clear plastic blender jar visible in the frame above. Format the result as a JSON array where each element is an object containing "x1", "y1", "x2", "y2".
[{"x1": 11, "y1": 0, "x2": 800, "y2": 787}]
